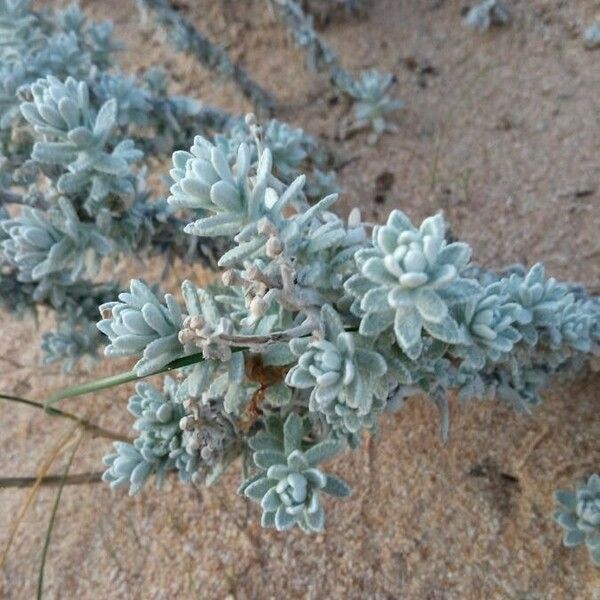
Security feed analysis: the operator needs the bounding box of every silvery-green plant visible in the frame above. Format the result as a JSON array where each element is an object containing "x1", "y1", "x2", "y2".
[
  {"x1": 97, "y1": 279, "x2": 185, "y2": 376},
  {"x1": 21, "y1": 76, "x2": 143, "y2": 210},
  {"x1": 213, "y1": 116, "x2": 334, "y2": 196},
  {"x1": 286, "y1": 304, "x2": 388, "y2": 440},
  {"x1": 337, "y1": 70, "x2": 403, "y2": 143},
  {"x1": 240, "y1": 413, "x2": 350, "y2": 531},
  {"x1": 103, "y1": 377, "x2": 189, "y2": 494},
  {"x1": 2, "y1": 197, "x2": 112, "y2": 305},
  {"x1": 500, "y1": 263, "x2": 574, "y2": 346},
  {"x1": 103, "y1": 375, "x2": 241, "y2": 494},
  {"x1": 463, "y1": 0, "x2": 511, "y2": 32},
  {"x1": 345, "y1": 209, "x2": 478, "y2": 359},
  {"x1": 554, "y1": 474, "x2": 600, "y2": 567},
  {"x1": 41, "y1": 318, "x2": 102, "y2": 371},
  {"x1": 270, "y1": 0, "x2": 401, "y2": 140},
  {"x1": 0, "y1": 65, "x2": 219, "y2": 370},
  {"x1": 0, "y1": 1, "x2": 233, "y2": 185},
  {"x1": 452, "y1": 283, "x2": 524, "y2": 370},
  {"x1": 305, "y1": 168, "x2": 340, "y2": 199},
  {"x1": 584, "y1": 23, "x2": 600, "y2": 50},
  {"x1": 85, "y1": 119, "x2": 599, "y2": 535}
]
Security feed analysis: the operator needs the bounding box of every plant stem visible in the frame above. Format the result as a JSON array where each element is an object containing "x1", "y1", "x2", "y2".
[
  {"x1": 138, "y1": 0, "x2": 276, "y2": 114},
  {"x1": 220, "y1": 321, "x2": 317, "y2": 346},
  {"x1": 0, "y1": 471, "x2": 103, "y2": 489},
  {"x1": 0, "y1": 393, "x2": 130, "y2": 442},
  {"x1": 270, "y1": 0, "x2": 355, "y2": 90}
]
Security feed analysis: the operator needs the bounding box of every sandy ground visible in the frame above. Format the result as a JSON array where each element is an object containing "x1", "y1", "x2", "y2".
[{"x1": 1, "y1": 0, "x2": 600, "y2": 598}]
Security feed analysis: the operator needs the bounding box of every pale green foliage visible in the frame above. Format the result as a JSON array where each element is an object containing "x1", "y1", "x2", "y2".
[
  {"x1": 584, "y1": 23, "x2": 600, "y2": 50},
  {"x1": 103, "y1": 376, "x2": 241, "y2": 494},
  {"x1": 168, "y1": 129, "x2": 342, "y2": 274},
  {"x1": 0, "y1": 1, "x2": 120, "y2": 138},
  {"x1": 94, "y1": 73, "x2": 152, "y2": 127},
  {"x1": 272, "y1": 0, "x2": 338, "y2": 73},
  {"x1": 2, "y1": 197, "x2": 111, "y2": 305},
  {"x1": 346, "y1": 209, "x2": 479, "y2": 359},
  {"x1": 240, "y1": 413, "x2": 350, "y2": 532},
  {"x1": 41, "y1": 321, "x2": 101, "y2": 371},
  {"x1": 21, "y1": 76, "x2": 142, "y2": 209},
  {"x1": 263, "y1": 119, "x2": 317, "y2": 181},
  {"x1": 179, "y1": 282, "x2": 259, "y2": 412},
  {"x1": 554, "y1": 474, "x2": 600, "y2": 567},
  {"x1": 170, "y1": 136, "x2": 280, "y2": 239},
  {"x1": 0, "y1": 1, "x2": 597, "y2": 548},
  {"x1": 137, "y1": 0, "x2": 275, "y2": 112},
  {"x1": 338, "y1": 70, "x2": 403, "y2": 143},
  {"x1": 287, "y1": 304, "x2": 387, "y2": 439},
  {"x1": 501, "y1": 264, "x2": 579, "y2": 349},
  {"x1": 0, "y1": 2, "x2": 237, "y2": 370},
  {"x1": 305, "y1": 169, "x2": 340, "y2": 199},
  {"x1": 213, "y1": 117, "x2": 335, "y2": 198},
  {"x1": 453, "y1": 283, "x2": 524, "y2": 369},
  {"x1": 97, "y1": 280, "x2": 185, "y2": 376},
  {"x1": 271, "y1": 0, "x2": 401, "y2": 139},
  {"x1": 463, "y1": 0, "x2": 511, "y2": 32},
  {"x1": 103, "y1": 377, "x2": 187, "y2": 494}
]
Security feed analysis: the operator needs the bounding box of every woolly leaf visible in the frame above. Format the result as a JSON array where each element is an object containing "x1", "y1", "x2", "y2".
[
  {"x1": 304, "y1": 440, "x2": 344, "y2": 466},
  {"x1": 322, "y1": 474, "x2": 351, "y2": 498},
  {"x1": 283, "y1": 412, "x2": 303, "y2": 455}
]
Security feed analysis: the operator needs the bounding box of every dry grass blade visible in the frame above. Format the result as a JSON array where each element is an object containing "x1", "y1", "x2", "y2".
[
  {"x1": 36, "y1": 430, "x2": 84, "y2": 600},
  {"x1": 0, "y1": 424, "x2": 78, "y2": 569}
]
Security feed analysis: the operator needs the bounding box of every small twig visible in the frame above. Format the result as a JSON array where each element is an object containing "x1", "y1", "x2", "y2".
[
  {"x1": 220, "y1": 320, "x2": 318, "y2": 346},
  {"x1": 0, "y1": 471, "x2": 103, "y2": 489},
  {"x1": 0, "y1": 393, "x2": 131, "y2": 443}
]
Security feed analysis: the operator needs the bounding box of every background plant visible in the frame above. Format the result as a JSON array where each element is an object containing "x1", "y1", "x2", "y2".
[
  {"x1": 554, "y1": 474, "x2": 600, "y2": 566},
  {"x1": 270, "y1": 0, "x2": 402, "y2": 141},
  {"x1": 0, "y1": 1, "x2": 339, "y2": 372}
]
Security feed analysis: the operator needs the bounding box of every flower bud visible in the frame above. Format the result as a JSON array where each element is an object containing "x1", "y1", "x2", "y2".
[
  {"x1": 250, "y1": 296, "x2": 267, "y2": 318},
  {"x1": 266, "y1": 236, "x2": 284, "y2": 257}
]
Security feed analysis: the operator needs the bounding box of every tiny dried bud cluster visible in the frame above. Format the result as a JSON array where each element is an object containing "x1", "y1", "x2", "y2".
[{"x1": 179, "y1": 314, "x2": 234, "y2": 361}]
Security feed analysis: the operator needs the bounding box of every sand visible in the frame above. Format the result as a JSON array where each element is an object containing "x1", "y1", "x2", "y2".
[{"x1": 1, "y1": 0, "x2": 599, "y2": 598}]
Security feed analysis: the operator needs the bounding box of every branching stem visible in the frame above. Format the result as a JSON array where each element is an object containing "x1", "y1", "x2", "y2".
[{"x1": 138, "y1": 0, "x2": 276, "y2": 113}]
